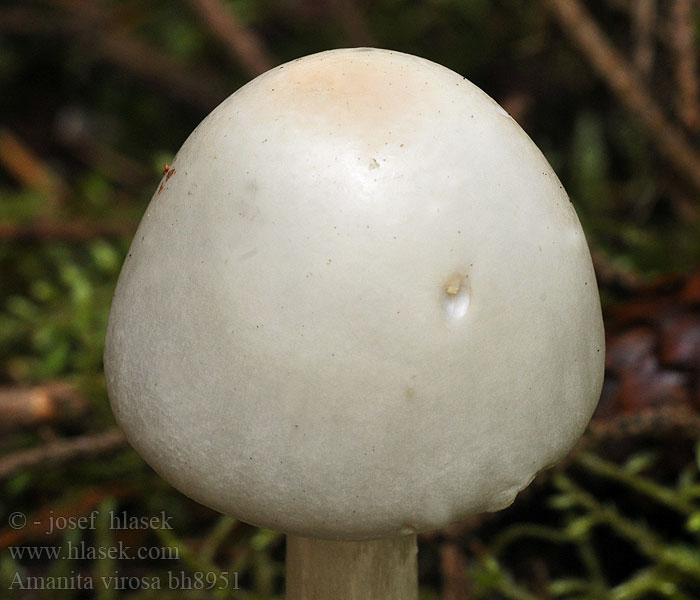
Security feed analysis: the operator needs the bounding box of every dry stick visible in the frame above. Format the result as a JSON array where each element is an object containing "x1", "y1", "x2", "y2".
[
  {"x1": 0, "y1": 128, "x2": 68, "y2": 211},
  {"x1": 536, "y1": 405, "x2": 700, "y2": 491},
  {"x1": 41, "y1": 0, "x2": 106, "y2": 19},
  {"x1": 670, "y1": 0, "x2": 700, "y2": 133},
  {"x1": 0, "y1": 5, "x2": 226, "y2": 111},
  {"x1": 0, "y1": 429, "x2": 126, "y2": 481},
  {"x1": 0, "y1": 129, "x2": 57, "y2": 190},
  {"x1": 659, "y1": 176, "x2": 698, "y2": 224},
  {"x1": 439, "y1": 542, "x2": 471, "y2": 600},
  {"x1": 327, "y1": 0, "x2": 375, "y2": 46},
  {"x1": 590, "y1": 248, "x2": 644, "y2": 290},
  {"x1": 587, "y1": 405, "x2": 700, "y2": 443},
  {"x1": 0, "y1": 5, "x2": 60, "y2": 34},
  {"x1": 96, "y1": 30, "x2": 226, "y2": 111},
  {"x1": 63, "y1": 138, "x2": 153, "y2": 186},
  {"x1": 186, "y1": 0, "x2": 274, "y2": 77},
  {"x1": 541, "y1": 0, "x2": 700, "y2": 195},
  {"x1": 0, "y1": 383, "x2": 88, "y2": 432},
  {"x1": 631, "y1": 0, "x2": 656, "y2": 79}
]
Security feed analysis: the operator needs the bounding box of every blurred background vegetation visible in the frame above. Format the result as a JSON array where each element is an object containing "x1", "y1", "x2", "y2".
[{"x1": 1, "y1": 0, "x2": 699, "y2": 598}]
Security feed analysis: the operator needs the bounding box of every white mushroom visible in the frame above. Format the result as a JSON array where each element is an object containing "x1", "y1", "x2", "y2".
[{"x1": 104, "y1": 48, "x2": 604, "y2": 598}]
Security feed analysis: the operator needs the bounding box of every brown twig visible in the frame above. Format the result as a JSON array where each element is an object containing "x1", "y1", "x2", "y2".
[
  {"x1": 586, "y1": 405, "x2": 700, "y2": 441},
  {"x1": 0, "y1": 4, "x2": 227, "y2": 111},
  {"x1": 590, "y1": 248, "x2": 644, "y2": 291},
  {"x1": 659, "y1": 176, "x2": 699, "y2": 225},
  {"x1": 186, "y1": 0, "x2": 274, "y2": 77},
  {"x1": 525, "y1": 406, "x2": 700, "y2": 496},
  {"x1": 0, "y1": 128, "x2": 67, "y2": 211},
  {"x1": 0, "y1": 383, "x2": 88, "y2": 432},
  {"x1": 439, "y1": 542, "x2": 471, "y2": 600},
  {"x1": 96, "y1": 29, "x2": 227, "y2": 111},
  {"x1": 64, "y1": 139, "x2": 153, "y2": 186},
  {"x1": 669, "y1": 0, "x2": 700, "y2": 132},
  {"x1": 0, "y1": 5, "x2": 70, "y2": 34},
  {"x1": 632, "y1": 0, "x2": 656, "y2": 79},
  {"x1": 541, "y1": 0, "x2": 700, "y2": 195},
  {"x1": 0, "y1": 429, "x2": 126, "y2": 481},
  {"x1": 0, "y1": 220, "x2": 137, "y2": 242},
  {"x1": 327, "y1": 0, "x2": 375, "y2": 46},
  {"x1": 500, "y1": 92, "x2": 534, "y2": 126}
]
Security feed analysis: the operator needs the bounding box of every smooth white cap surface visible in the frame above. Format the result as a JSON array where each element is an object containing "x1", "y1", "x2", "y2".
[{"x1": 105, "y1": 48, "x2": 604, "y2": 540}]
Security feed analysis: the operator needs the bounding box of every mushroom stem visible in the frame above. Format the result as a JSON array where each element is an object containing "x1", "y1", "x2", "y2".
[{"x1": 286, "y1": 534, "x2": 418, "y2": 599}]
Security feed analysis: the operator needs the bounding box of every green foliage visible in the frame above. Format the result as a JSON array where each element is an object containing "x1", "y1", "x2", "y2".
[
  {"x1": 0, "y1": 240, "x2": 127, "y2": 382},
  {"x1": 469, "y1": 441, "x2": 700, "y2": 599},
  {"x1": 0, "y1": 1, "x2": 699, "y2": 598}
]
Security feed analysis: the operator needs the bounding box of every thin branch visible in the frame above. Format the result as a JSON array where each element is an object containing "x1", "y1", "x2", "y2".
[
  {"x1": 541, "y1": 0, "x2": 700, "y2": 195},
  {"x1": 590, "y1": 248, "x2": 644, "y2": 290},
  {"x1": 95, "y1": 28, "x2": 227, "y2": 111},
  {"x1": 0, "y1": 5, "x2": 71, "y2": 34},
  {"x1": 632, "y1": 0, "x2": 656, "y2": 79},
  {"x1": 0, "y1": 382, "x2": 88, "y2": 432},
  {"x1": 62, "y1": 138, "x2": 153, "y2": 186},
  {"x1": 186, "y1": 0, "x2": 275, "y2": 77},
  {"x1": 576, "y1": 451, "x2": 696, "y2": 515},
  {"x1": 669, "y1": 0, "x2": 700, "y2": 132},
  {"x1": 440, "y1": 542, "x2": 471, "y2": 600},
  {"x1": 544, "y1": 405, "x2": 700, "y2": 484},
  {"x1": 328, "y1": 0, "x2": 375, "y2": 46},
  {"x1": 554, "y1": 474, "x2": 700, "y2": 581},
  {"x1": 0, "y1": 4, "x2": 227, "y2": 111},
  {"x1": 0, "y1": 128, "x2": 68, "y2": 211},
  {"x1": 587, "y1": 405, "x2": 700, "y2": 441},
  {"x1": 659, "y1": 176, "x2": 698, "y2": 225},
  {"x1": 0, "y1": 429, "x2": 126, "y2": 481}
]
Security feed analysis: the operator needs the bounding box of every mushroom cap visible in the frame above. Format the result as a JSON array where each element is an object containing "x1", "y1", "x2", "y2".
[{"x1": 104, "y1": 48, "x2": 604, "y2": 540}]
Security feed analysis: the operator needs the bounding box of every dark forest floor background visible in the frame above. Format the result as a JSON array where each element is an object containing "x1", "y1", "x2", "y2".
[{"x1": 1, "y1": 1, "x2": 699, "y2": 598}]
